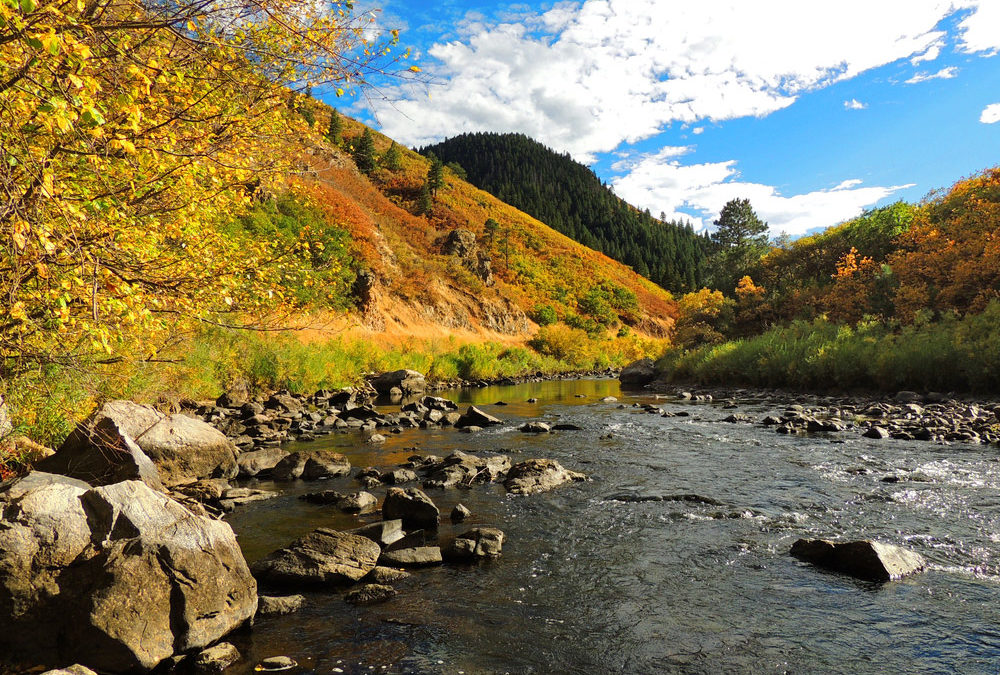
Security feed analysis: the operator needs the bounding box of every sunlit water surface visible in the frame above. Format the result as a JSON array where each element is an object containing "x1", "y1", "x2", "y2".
[{"x1": 224, "y1": 379, "x2": 1000, "y2": 674}]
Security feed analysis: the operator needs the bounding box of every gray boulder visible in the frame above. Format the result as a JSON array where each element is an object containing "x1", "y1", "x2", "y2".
[
  {"x1": 349, "y1": 520, "x2": 405, "y2": 548},
  {"x1": 237, "y1": 447, "x2": 290, "y2": 477},
  {"x1": 379, "y1": 546, "x2": 443, "y2": 568},
  {"x1": 55, "y1": 401, "x2": 238, "y2": 486},
  {"x1": 519, "y1": 422, "x2": 551, "y2": 433},
  {"x1": 790, "y1": 539, "x2": 926, "y2": 581},
  {"x1": 619, "y1": 358, "x2": 657, "y2": 387},
  {"x1": 382, "y1": 487, "x2": 440, "y2": 529},
  {"x1": 504, "y1": 459, "x2": 586, "y2": 495},
  {"x1": 444, "y1": 527, "x2": 505, "y2": 561},
  {"x1": 251, "y1": 528, "x2": 380, "y2": 586},
  {"x1": 35, "y1": 417, "x2": 164, "y2": 491},
  {"x1": 455, "y1": 406, "x2": 503, "y2": 428},
  {"x1": 0, "y1": 474, "x2": 257, "y2": 673},
  {"x1": 372, "y1": 369, "x2": 426, "y2": 396}
]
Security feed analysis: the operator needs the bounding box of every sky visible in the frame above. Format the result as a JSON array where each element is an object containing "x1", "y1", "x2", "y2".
[{"x1": 337, "y1": 1, "x2": 1000, "y2": 237}]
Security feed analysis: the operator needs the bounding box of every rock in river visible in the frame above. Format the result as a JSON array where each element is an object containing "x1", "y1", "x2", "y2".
[
  {"x1": 504, "y1": 459, "x2": 587, "y2": 495},
  {"x1": 619, "y1": 358, "x2": 656, "y2": 387},
  {"x1": 790, "y1": 538, "x2": 926, "y2": 582},
  {"x1": 455, "y1": 405, "x2": 503, "y2": 428},
  {"x1": 372, "y1": 369, "x2": 427, "y2": 396},
  {"x1": 444, "y1": 528, "x2": 505, "y2": 561},
  {"x1": 382, "y1": 487, "x2": 440, "y2": 529},
  {"x1": 0, "y1": 473, "x2": 257, "y2": 673},
  {"x1": 252, "y1": 528, "x2": 381, "y2": 586}
]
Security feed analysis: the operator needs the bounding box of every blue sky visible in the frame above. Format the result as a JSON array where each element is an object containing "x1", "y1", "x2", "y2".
[{"x1": 339, "y1": 1, "x2": 1000, "y2": 236}]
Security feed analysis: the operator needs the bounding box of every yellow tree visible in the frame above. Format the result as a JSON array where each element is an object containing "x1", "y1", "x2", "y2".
[{"x1": 0, "y1": 0, "x2": 415, "y2": 375}]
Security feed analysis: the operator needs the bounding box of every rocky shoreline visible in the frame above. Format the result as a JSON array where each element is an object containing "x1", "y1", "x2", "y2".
[{"x1": 0, "y1": 369, "x2": 590, "y2": 674}]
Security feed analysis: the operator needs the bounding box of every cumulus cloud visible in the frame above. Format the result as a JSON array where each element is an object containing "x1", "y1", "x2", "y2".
[
  {"x1": 371, "y1": 0, "x2": 988, "y2": 160},
  {"x1": 611, "y1": 151, "x2": 912, "y2": 235},
  {"x1": 981, "y1": 103, "x2": 1000, "y2": 124},
  {"x1": 844, "y1": 99, "x2": 867, "y2": 110},
  {"x1": 956, "y1": 1, "x2": 1000, "y2": 55},
  {"x1": 905, "y1": 66, "x2": 959, "y2": 84}
]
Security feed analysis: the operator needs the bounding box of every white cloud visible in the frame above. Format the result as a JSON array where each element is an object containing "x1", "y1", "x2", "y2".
[
  {"x1": 981, "y1": 103, "x2": 1000, "y2": 124},
  {"x1": 957, "y1": 1, "x2": 1000, "y2": 55},
  {"x1": 911, "y1": 43, "x2": 942, "y2": 64},
  {"x1": 905, "y1": 66, "x2": 959, "y2": 84},
  {"x1": 611, "y1": 152, "x2": 912, "y2": 235},
  {"x1": 844, "y1": 99, "x2": 867, "y2": 110},
  {"x1": 692, "y1": 127, "x2": 705, "y2": 135},
  {"x1": 371, "y1": 0, "x2": 986, "y2": 160}
]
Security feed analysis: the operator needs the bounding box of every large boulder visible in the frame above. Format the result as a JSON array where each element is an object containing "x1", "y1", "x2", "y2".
[
  {"x1": 56, "y1": 401, "x2": 238, "y2": 487},
  {"x1": 382, "y1": 487, "x2": 440, "y2": 529},
  {"x1": 237, "y1": 447, "x2": 290, "y2": 477},
  {"x1": 454, "y1": 406, "x2": 503, "y2": 428},
  {"x1": 251, "y1": 528, "x2": 381, "y2": 587},
  {"x1": 790, "y1": 539, "x2": 926, "y2": 582},
  {"x1": 503, "y1": 459, "x2": 586, "y2": 495},
  {"x1": 272, "y1": 451, "x2": 351, "y2": 481},
  {"x1": 0, "y1": 474, "x2": 257, "y2": 673},
  {"x1": 35, "y1": 417, "x2": 164, "y2": 491},
  {"x1": 619, "y1": 358, "x2": 657, "y2": 387},
  {"x1": 372, "y1": 369, "x2": 427, "y2": 396},
  {"x1": 422, "y1": 452, "x2": 510, "y2": 489}
]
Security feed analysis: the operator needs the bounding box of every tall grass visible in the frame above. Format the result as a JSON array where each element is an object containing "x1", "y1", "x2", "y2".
[{"x1": 659, "y1": 301, "x2": 1000, "y2": 393}]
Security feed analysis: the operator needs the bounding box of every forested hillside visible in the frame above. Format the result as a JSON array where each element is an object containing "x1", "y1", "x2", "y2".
[{"x1": 420, "y1": 132, "x2": 711, "y2": 292}]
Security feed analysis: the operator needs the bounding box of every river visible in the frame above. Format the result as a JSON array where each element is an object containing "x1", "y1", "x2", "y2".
[{"x1": 224, "y1": 378, "x2": 1000, "y2": 674}]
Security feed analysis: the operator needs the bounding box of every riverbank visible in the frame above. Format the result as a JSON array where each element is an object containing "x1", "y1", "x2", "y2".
[{"x1": 656, "y1": 308, "x2": 1000, "y2": 394}]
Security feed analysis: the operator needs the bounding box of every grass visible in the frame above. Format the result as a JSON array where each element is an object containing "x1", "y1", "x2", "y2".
[{"x1": 658, "y1": 300, "x2": 1000, "y2": 393}]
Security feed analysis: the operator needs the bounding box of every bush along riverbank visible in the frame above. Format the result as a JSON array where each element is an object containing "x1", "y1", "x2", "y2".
[
  {"x1": 654, "y1": 302, "x2": 1000, "y2": 394},
  {"x1": 0, "y1": 368, "x2": 589, "y2": 673}
]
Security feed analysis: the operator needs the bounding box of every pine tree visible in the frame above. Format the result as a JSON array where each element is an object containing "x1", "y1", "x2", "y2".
[
  {"x1": 426, "y1": 154, "x2": 445, "y2": 195},
  {"x1": 381, "y1": 142, "x2": 402, "y2": 171},
  {"x1": 326, "y1": 109, "x2": 343, "y2": 145},
  {"x1": 416, "y1": 183, "x2": 433, "y2": 216},
  {"x1": 352, "y1": 128, "x2": 377, "y2": 177},
  {"x1": 708, "y1": 198, "x2": 769, "y2": 293}
]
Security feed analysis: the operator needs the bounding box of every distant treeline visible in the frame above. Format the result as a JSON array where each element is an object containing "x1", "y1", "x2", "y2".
[{"x1": 420, "y1": 132, "x2": 711, "y2": 293}]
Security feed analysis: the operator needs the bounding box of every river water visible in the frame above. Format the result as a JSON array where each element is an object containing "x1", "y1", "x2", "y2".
[{"x1": 225, "y1": 379, "x2": 1000, "y2": 674}]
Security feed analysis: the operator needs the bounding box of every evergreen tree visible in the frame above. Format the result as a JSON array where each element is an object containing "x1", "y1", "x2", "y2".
[
  {"x1": 352, "y1": 128, "x2": 377, "y2": 177},
  {"x1": 419, "y1": 132, "x2": 710, "y2": 293},
  {"x1": 483, "y1": 218, "x2": 500, "y2": 252},
  {"x1": 326, "y1": 109, "x2": 342, "y2": 145},
  {"x1": 426, "y1": 154, "x2": 445, "y2": 195},
  {"x1": 708, "y1": 198, "x2": 769, "y2": 292},
  {"x1": 416, "y1": 182, "x2": 433, "y2": 216},
  {"x1": 381, "y1": 141, "x2": 402, "y2": 171}
]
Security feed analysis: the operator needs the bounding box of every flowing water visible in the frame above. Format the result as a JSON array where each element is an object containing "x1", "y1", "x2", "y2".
[{"x1": 224, "y1": 379, "x2": 1000, "y2": 674}]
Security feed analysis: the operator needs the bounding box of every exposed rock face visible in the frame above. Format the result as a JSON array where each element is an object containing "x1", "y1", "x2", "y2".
[
  {"x1": 619, "y1": 358, "x2": 657, "y2": 387},
  {"x1": 443, "y1": 228, "x2": 478, "y2": 258},
  {"x1": 0, "y1": 474, "x2": 257, "y2": 673},
  {"x1": 55, "y1": 401, "x2": 238, "y2": 486},
  {"x1": 251, "y1": 528, "x2": 381, "y2": 586},
  {"x1": 381, "y1": 487, "x2": 440, "y2": 529},
  {"x1": 444, "y1": 528, "x2": 505, "y2": 561},
  {"x1": 790, "y1": 539, "x2": 926, "y2": 581},
  {"x1": 0, "y1": 393, "x2": 12, "y2": 439},
  {"x1": 372, "y1": 369, "x2": 427, "y2": 396},
  {"x1": 503, "y1": 459, "x2": 587, "y2": 495},
  {"x1": 35, "y1": 417, "x2": 164, "y2": 491},
  {"x1": 455, "y1": 406, "x2": 503, "y2": 428}
]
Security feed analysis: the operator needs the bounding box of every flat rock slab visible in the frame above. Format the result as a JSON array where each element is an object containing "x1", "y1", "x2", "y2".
[
  {"x1": 504, "y1": 459, "x2": 587, "y2": 495},
  {"x1": 379, "y1": 546, "x2": 443, "y2": 568},
  {"x1": 790, "y1": 539, "x2": 926, "y2": 582},
  {"x1": 252, "y1": 528, "x2": 380, "y2": 586}
]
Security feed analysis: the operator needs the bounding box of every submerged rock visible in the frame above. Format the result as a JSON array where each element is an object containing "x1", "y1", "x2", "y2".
[
  {"x1": 191, "y1": 643, "x2": 240, "y2": 673},
  {"x1": 790, "y1": 538, "x2": 926, "y2": 582},
  {"x1": 345, "y1": 583, "x2": 397, "y2": 605},
  {"x1": 257, "y1": 595, "x2": 306, "y2": 617},
  {"x1": 364, "y1": 566, "x2": 411, "y2": 584},
  {"x1": 503, "y1": 459, "x2": 587, "y2": 495}
]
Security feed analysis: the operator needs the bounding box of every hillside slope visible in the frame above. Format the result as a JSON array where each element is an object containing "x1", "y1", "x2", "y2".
[
  {"x1": 294, "y1": 113, "x2": 679, "y2": 339},
  {"x1": 419, "y1": 132, "x2": 711, "y2": 292}
]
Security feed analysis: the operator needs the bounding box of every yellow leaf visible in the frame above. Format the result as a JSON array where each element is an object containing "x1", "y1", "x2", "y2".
[{"x1": 409, "y1": 65, "x2": 421, "y2": 72}]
